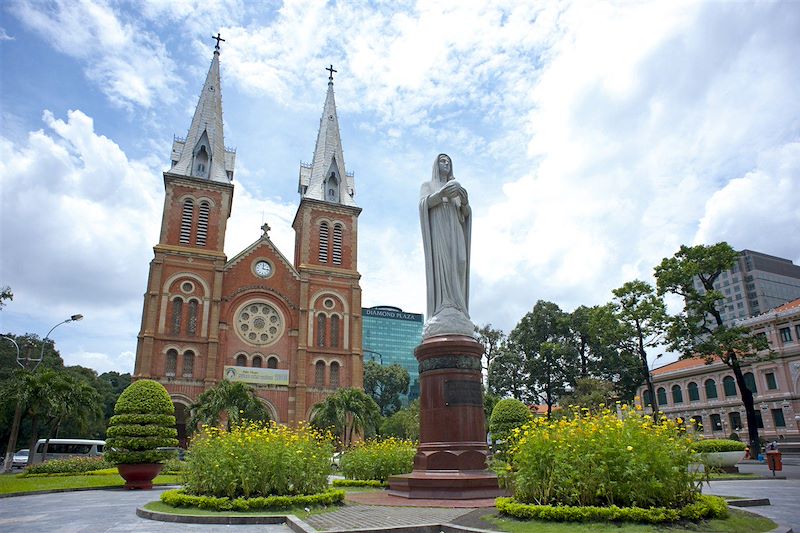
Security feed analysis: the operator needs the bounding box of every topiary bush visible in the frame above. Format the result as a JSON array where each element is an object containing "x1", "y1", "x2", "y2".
[
  {"x1": 105, "y1": 380, "x2": 178, "y2": 464},
  {"x1": 489, "y1": 398, "x2": 532, "y2": 444},
  {"x1": 693, "y1": 439, "x2": 747, "y2": 453}
]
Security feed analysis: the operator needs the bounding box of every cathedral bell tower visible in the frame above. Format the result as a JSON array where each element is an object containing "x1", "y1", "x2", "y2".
[
  {"x1": 134, "y1": 36, "x2": 235, "y2": 414},
  {"x1": 291, "y1": 66, "x2": 363, "y2": 420}
]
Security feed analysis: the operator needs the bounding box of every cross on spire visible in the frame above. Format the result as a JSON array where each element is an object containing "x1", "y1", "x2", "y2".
[
  {"x1": 212, "y1": 32, "x2": 226, "y2": 51},
  {"x1": 326, "y1": 64, "x2": 337, "y2": 82}
]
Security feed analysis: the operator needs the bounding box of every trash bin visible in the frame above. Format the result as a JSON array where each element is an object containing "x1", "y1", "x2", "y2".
[{"x1": 766, "y1": 450, "x2": 782, "y2": 476}]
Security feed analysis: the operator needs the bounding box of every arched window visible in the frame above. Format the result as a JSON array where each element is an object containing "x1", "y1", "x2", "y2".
[
  {"x1": 710, "y1": 414, "x2": 723, "y2": 431},
  {"x1": 194, "y1": 145, "x2": 209, "y2": 178},
  {"x1": 729, "y1": 411, "x2": 742, "y2": 430},
  {"x1": 330, "y1": 315, "x2": 340, "y2": 348},
  {"x1": 317, "y1": 314, "x2": 327, "y2": 347},
  {"x1": 642, "y1": 389, "x2": 652, "y2": 407},
  {"x1": 165, "y1": 349, "x2": 178, "y2": 376},
  {"x1": 687, "y1": 382, "x2": 699, "y2": 401},
  {"x1": 671, "y1": 384, "x2": 683, "y2": 404},
  {"x1": 171, "y1": 298, "x2": 183, "y2": 335},
  {"x1": 180, "y1": 199, "x2": 193, "y2": 244},
  {"x1": 656, "y1": 387, "x2": 667, "y2": 405},
  {"x1": 182, "y1": 350, "x2": 194, "y2": 378},
  {"x1": 723, "y1": 376, "x2": 737, "y2": 397},
  {"x1": 319, "y1": 222, "x2": 329, "y2": 263},
  {"x1": 187, "y1": 299, "x2": 199, "y2": 336},
  {"x1": 326, "y1": 172, "x2": 340, "y2": 202},
  {"x1": 196, "y1": 202, "x2": 210, "y2": 246},
  {"x1": 329, "y1": 361, "x2": 340, "y2": 388},
  {"x1": 315, "y1": 361, "x2": 325, "y2": 388},
  {"x1": 267, "y1": 357, "x2": 278, "y2": 369},
  {"x1": 236, "y1": 354, "x2": 247, "y2": 367},
  {"x1": 743, "y1": 372, "x2": 757, "y2": 394},
  {"x1": 252, "y1": 355, "x2": 262, "y2": 368},
  {"x1": 332, "y1": 224, "x2": 343, "y2": 265},
  {"x1": 705, "y1": 379, "x2": 718, "y2": 399}
]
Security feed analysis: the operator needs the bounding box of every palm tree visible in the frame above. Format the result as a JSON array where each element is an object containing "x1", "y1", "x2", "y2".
[
  {"x1": 41, "y1": 373, "x2": 102, "y2": 461},
  {"x1": 310, "y1": 388, "x2": 381, "y2": 447},
  {"x1": 188, "y1": 380, "x2": 270, "y2": 433}
]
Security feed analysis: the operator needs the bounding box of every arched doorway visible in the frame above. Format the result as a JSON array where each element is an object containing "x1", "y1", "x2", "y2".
[{"x1": 174, "y1": 402, "x2": 190, "y2": 448}]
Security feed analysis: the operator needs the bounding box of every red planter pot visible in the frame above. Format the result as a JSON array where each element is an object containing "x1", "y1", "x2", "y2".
[{"x1": 117, "y1": 463, "x2": 163, "y2": 490}]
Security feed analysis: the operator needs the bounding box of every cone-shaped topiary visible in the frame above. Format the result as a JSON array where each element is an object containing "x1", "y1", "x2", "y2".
[
  {"x1": 106, "y1": 380, "x2": 178, "y2": 464},
  {"x1": 490, "y1": 398, "x2": 532, "y2": 443}
]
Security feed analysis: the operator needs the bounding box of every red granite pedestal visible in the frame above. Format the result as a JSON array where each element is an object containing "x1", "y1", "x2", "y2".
[{"x1": 388, "y1": 335, "x2": 503, "y2": 499}]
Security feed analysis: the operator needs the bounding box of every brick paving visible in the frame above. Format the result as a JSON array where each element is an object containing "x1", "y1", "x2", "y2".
[{"x1": 305, "y1": 504, "x2": 474, "y2": 531}]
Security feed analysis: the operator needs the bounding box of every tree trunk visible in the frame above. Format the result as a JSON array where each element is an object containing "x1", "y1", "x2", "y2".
[
  {"x1": 2, "y1": 401, "x2": 23, "y2": 473},
  {"x1": 729, "y1": 353, "x2": 760, "y2": 458},
  {"x1": 26, "y1": 416, "x2": 40, "y2": 466},
  {"x1": 636, "y1": 321, "x2": 659, "y2": 419},
  {"x1": 42, "y1": 418, "x2": 62, "y2": 463}
]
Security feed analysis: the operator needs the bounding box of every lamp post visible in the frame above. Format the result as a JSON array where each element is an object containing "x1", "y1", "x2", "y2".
[{"x1": 2, "y1": 314, "x2": 83, "y2": 472}]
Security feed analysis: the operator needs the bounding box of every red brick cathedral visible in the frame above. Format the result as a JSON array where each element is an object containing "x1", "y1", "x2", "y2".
[{"x1": 133, "y1": 44, "x2": 363, "y2": 441}]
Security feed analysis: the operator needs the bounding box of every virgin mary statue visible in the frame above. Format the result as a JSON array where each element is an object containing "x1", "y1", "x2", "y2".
[{"x1": 419, "y1": 154, "x2": 475, "y2": 338}]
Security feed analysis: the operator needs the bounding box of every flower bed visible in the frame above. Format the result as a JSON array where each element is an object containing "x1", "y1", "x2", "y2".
[
  {"x1": 502, "y1": 405, "x2": 706, "y2": 512},
  {"x1": 339, "y1": 437, "x2": 415, "y2": 482},
  {"x1": 181, "y1": 421, "x2": 333, "y2": 499}
]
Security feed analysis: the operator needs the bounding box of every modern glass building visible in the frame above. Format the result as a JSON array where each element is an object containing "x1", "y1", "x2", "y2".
[{"x1": 362, "y1": 306, "x2": 424, "y2": 402}]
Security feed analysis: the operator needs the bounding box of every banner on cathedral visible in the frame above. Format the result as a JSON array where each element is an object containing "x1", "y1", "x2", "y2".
[{"x1": 223, "y1": 366, "x2": 289, "y2": 386}]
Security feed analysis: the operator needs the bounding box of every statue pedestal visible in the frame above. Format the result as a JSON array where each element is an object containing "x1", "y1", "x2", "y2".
[{"x1": 388, "y1": 335, "x2": 503, "y2": 499}]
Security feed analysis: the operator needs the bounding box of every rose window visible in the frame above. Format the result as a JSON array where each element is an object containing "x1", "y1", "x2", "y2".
[{"x1": 236, "y1": 302, "x2": 282, "y2": 345}]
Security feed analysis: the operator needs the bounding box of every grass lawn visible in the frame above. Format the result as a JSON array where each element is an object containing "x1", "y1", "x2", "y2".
[
  {"x1": 0, "y1": 472, "x2": 180, "y2": 494},
  {"x1": 706, "y1": 473, "x2": 759, "y2": 481},
  {"x1": 143, "y1": 500, "x2": 337, "y2": 520},
  {"x1": 484, "y1": 508, "x2": 775, "y2": 533}
]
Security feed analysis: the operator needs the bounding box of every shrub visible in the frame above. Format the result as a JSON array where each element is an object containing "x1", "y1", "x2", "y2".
[
  {"x1": 20, "y1": 456, "x2": 112, "y2": 476},
  {"x1": 161, "y1": 457, "x2": 186, "y2": 475},
  {"x1": 340, "y1": 437, "x2": 416, "y2": 482},
  {"x1": 693, "y1": 439, "x2": 747, "y2": 453},
  {"x1": 105, "y1": 379, "x2": 178, "y2": 465},
  {"x1": 506, "y1": 405, "x2": 701, "y2": 509},
  {"x1": 183, "y1": 421, "x2": 333, "y2": 499},
  {"x1": 161, "y1": 488, "x2": 344, "y2": 511},
  {"x1": 489, "y1": 398, "x2": 532, "y2": 444},
  {"x1": 332, "y1": 479, "x2": 387, "y2": 488},
  {"x1": 496, "y1": 494, "x2": 728, "y2": 524}
]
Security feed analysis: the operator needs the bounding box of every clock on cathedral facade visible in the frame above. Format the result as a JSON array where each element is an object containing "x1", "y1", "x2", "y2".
[{"x1": 133, "y1": 43, "x2": 363, "y2": 444}]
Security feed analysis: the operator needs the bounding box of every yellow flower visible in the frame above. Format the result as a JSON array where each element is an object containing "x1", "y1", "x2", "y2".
[{"x1": 626, "y1": 446, "x2": 633, "y2": 452}]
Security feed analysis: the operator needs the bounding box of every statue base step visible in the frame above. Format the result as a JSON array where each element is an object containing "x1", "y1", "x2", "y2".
[{"x1": 388, "y1": 469, "x2": 504, "y2": 499}]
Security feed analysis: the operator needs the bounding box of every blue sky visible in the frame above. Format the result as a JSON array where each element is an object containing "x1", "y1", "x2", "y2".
[{"x1": 1, "y1": 0, "x2": 799, "y2": 374}]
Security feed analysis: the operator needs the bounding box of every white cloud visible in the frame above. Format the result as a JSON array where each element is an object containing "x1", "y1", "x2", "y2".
[
  {"x1": 11, "y1": 0, "x2": 179, "y2": 109},
  {"x1": 0, "y1": 27, "x2": 14, "y2": 40}
]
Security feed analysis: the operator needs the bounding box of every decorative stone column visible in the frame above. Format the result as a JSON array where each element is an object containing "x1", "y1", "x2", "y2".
[{"x1": 388, "y1": 335, "x2": 503, "y2": 499}]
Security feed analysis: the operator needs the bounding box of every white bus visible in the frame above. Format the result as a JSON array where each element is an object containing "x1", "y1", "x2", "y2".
[{"x1": 30, "y1": 439, "x2": 105, "y2": 464}]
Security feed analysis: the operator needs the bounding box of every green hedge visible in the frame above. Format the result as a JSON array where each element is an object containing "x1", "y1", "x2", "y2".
[
  {"x1": 693, "y1": 439, "x2": 747, "y2": 453},
  {"x1": 160, "y1": 488, "x2": 345, "y2": 511},
  {"x1": 114, "y1": 380, "x2": 174, "y2": 415},
  {"x1": 496, "y1": 495, "x2": 728, "y2": 524},
  {"x1": 20, "y1": 456, "x2": 112, "y2": 476},
  {"x1": 332, "y1": 479, "x2": 387, "y2": 488},
  {"x1": 106, "y1": 425, "x2": 177, "y2": 438}
]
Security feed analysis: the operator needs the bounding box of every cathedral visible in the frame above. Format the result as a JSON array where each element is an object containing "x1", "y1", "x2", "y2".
[{"x1": 133, "y1": 42, "x2": 363, "y2": 442}]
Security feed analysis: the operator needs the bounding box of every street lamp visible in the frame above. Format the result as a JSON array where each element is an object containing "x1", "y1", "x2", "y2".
[
  {"x1": 363, "y1": 350, "x2": 383, "y2": 365},
  {"x1": 2, "y1": 313, "x2": 83, "y2": 473}
]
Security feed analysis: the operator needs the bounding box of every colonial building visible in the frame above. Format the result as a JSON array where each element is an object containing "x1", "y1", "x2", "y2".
[
  {"x1": 133, "y1": 44, "x2": 362, "y2": 441},
  {"x1": 637, "y1": 298, "x2": 800, "y2": 443}
]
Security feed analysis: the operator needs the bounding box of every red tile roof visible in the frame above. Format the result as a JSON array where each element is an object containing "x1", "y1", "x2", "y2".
[
  {"x1": 651, "y1": 356, "x2": 721, "y2": 376},
  {"x1": 773, "y1": 297, "x2": 800, "y2": 313}
]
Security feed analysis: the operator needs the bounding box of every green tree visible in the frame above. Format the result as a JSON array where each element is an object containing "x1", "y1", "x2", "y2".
[
  {"x1": 379, "y1": 400, "x2": 420, "y2": 440},
  {"x1": 560, "y1": 377, "x2": 617, "y2": 410},
  {"x1": 611, "y1": 280, "x2": 669, "y2": 416},
  {"x1": 489, "y1": 398, "x2": 532, "y2": 444},
  {"x1": 188, "y1": 380, "x2": 270, "y2": 432},
  {"x1": 487, "y1": 341, "x2": 531, "y2": 401},
  {"x1": 475, "y1": 324, "x2": 506, "y2": 387},
  {"x1": 40, "y1": 372, "x2": 102, "y2": 460},
  {"x1": 655, "y1": 242, "x2": 768, "y2": 456},
  {"x1": 0, "y1": 286, "x2": 11, "y2": 310},
  {"x1": 509, "y1": 301, "x2": 577, "y2": 417},
  {"x1": 363, "y1": 361, "x2": 410, "y2": 416},
  {"x1": 309, "y1": 388, "x2": 381, "y2": 448}
]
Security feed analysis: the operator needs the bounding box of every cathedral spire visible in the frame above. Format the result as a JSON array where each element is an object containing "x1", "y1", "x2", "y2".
[
  {"x1": 170, "y1": 35, "x2": 235, "y2": 183},
  {"x1": 298, "y1": 66, "x2": 356, "y2": 206}
]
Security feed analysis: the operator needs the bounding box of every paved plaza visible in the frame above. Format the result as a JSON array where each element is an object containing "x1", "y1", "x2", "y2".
[{"x1": 1, "y1": 461, "x2": 799, "y2": 533}]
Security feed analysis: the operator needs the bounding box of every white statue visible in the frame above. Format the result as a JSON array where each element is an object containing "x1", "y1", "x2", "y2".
[{"x1": 419, "y1": 154, "x2": 475, "y2": 338}]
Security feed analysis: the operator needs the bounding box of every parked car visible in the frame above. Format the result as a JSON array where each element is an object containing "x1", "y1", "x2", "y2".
[{"x1": 12, "y1": 449, "x2": 29, "y2": 468}]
